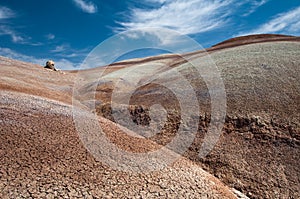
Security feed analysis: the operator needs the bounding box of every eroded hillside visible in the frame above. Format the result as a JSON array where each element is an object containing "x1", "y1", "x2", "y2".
[{"x1": 0, "y1": 34, "x2": 299, "y2": 198}]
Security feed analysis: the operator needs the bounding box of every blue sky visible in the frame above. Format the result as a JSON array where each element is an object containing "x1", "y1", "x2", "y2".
[{"x1": 0, "y1": 0, "x2": 299, "y2": 70}]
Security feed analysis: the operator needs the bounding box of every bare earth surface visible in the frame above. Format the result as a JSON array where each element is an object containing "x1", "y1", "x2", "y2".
[
  {"x1": 0, "y1": 58, "x2": 236, "y2": 197},
  {"x1": 0, "y1": 34, "x2": 299, "y2": 198},
  {"x1": 0, "y1": 91, "x2": 235, "y2": 198}
]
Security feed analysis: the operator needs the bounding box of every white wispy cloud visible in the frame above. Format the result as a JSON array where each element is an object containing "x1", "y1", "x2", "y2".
[
  {"x1": 118, "y1": 0, "x2": 234, "y2": 35},
  {"x1": 242, "y1": 0, "x2": 269, "y2": 16},
  {"x1": 0, "y1": 47, "x2": 79, "y2": 70},
  {"x1": 51, "y1": 44, "x2": 69, "y2": 53},
  {"x1": 0, "y1": 25, "x2": 26, "y2": 43},
  {"x1": 0, "y1": 47, "x2": 37, "y2": 62},
  {"x1": 0, "y1": 6, "x2": 15, "y2": 19},
  {"x1": 45, "y1": 33, "x2": 55, "y2": 40},
  {"x1": 117, "y1": 0, "x2": 272, "y2": 36},
  {"x1": 0, "y1": 25, "x2": 42, "y2": 46},
  {"x1": 0, "y1": 7, "x2": 23, "y2": 43},
  {"x1": 73, "y1": 0, "x2": 98, "y2": 14},
  {"x1": 144, "y1": 0, "x2": 170, "y2": 4},
  {"x1": 239, "y1": 6, "x2": 300, "y2": 36},
  {"x1": 115, "y1": 0, "x2": 250, "y2": 49},
  {"x1": 0, "y1": 6, "x2": 42, "y2": 45},
  {"x1": 54, "y1": 59, "x2": 79, "y2": 70},
  {"x1": 50, "y1": 43, "x2": 91, "y2": 59}
]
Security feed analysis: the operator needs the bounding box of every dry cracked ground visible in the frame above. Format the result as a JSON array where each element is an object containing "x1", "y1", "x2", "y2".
[{"x1": 0, "y1": 34, "x2": 299, "y2": 198}]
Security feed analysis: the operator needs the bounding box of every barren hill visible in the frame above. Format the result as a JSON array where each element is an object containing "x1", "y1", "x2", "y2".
[{"x1": 0, "y1": 34, "x2": 299, "y2": 198}]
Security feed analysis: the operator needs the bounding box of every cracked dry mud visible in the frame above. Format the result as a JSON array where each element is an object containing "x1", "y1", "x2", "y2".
[
  {"x1": 0, "y1": 92, "x2": 235, "y2": 198},
  {"x1": 0, "y1": 34, "x2": 299, "y2": 198}
]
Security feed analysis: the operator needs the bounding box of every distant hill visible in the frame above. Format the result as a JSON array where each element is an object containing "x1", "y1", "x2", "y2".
[{"x1": 211, "y1": 33, "x2": 299, "y2": 49}]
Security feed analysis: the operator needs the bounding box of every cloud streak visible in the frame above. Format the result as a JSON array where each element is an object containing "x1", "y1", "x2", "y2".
[
  {"x1": 73, "y1": 0, "x2": 97, "y2": 14},
  {"x1": 0, "y1": 25, "x2": 26, "y2": 43},
  {"x1": 51, "y1": 44, "x2": 69, "y2": 53},
  {"x1": 45, "y1": 33, "x2": 55, "y2": 40},
  {"x1": 0, "y1": 6, "x2": 42, "y2": 45},
  {"x1": 239, "y1": 6, "x2": 300, "y2": 36},
  {"x1": 118, "y1": 0, "x2": 234, "y2": 35},
  {"x1": 0, "y1": 25, "x2": 42, "y2": 46},
  {"x1": 117, "y1": 0, "x2": 269, "y2": 35},
  {"x1": 115, "y1": 0, "x2": 269, "y2": 48},
  {"x1": 0, "y1": 6, "x2": 15, "y2": 19},
  {"x1": 242, "y1": 0, "x2": 269, "y2": 16},
  {"x1": 0, "y1": 7, "x2": 23, "y2": 43},
  {"x1": 50, "y1": 43, "x2": 91, "y2": 60}
]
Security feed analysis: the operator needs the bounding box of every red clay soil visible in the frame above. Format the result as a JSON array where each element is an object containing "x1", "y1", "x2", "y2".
[
  {"x1": 0, "y1": 34, "x2": 299, "y2": 198},
  {"x1": 91, "y1": 34, "x2": 300, "y2": 198},
  {"x1": 0, "y1": 57, "x2": 237, "y2": 198}
]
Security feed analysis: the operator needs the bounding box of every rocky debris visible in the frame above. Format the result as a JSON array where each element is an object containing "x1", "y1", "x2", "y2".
[
  {"x1": 44, "y1": 60, "x2": 57, "y2": 71},
  {"x1": 188, "y1": 115, "x2": 300, "y2": 199},
  {"x1": 129, "y1": 105, "x2": 151, "y2": 126},
  {"x1": 231, "y1": 189, "x2": 250, "y2": 199},
  {"x1": 97, "y1": 103, "x2": 299, "y2": 146},
  {"x1": 96, "y1": 102, "x2": 115, "y2": 121},
  {"x1": 96, "y1": 103, "x2": 181, "y2": 145},
  {"x1": 94, "y1": 91, "x2": 300, "y2": 199},
  {"x1": 96, "y1": 103, "x2": 300, "y2": 199}
]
